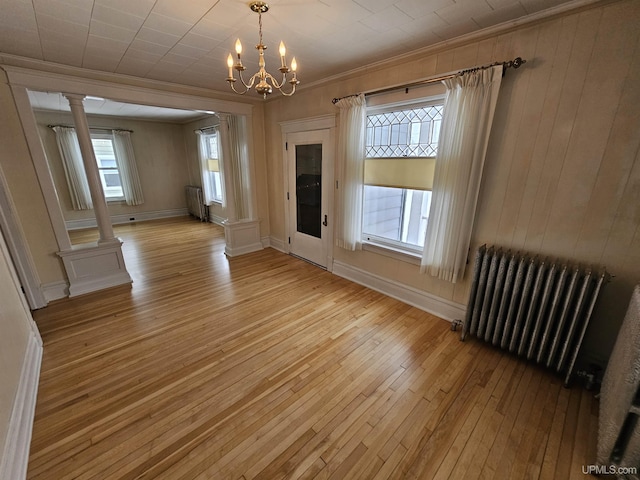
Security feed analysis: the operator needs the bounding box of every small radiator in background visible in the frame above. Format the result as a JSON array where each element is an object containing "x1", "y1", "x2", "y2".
[
  {"x1": 458, "y1": 244, "x2": 609, "y2": 386},
  {"x1": 185, "y1": 186, "x2": 207, "y2": 222}
]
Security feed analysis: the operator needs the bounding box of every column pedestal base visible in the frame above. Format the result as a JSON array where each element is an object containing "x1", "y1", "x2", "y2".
[
  {"x1": 222, "y1": 219, "x2": 263, "y2": 257},
  {"x1": 57, "y1": 239, "x2": 132, "y2": 297}
]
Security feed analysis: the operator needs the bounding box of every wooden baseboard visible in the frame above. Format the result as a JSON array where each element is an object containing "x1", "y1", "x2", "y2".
[
  {"x1": 41, "y1": 281, "x2": 69, "y2": 302},
  {"x1": 0, "y1": 333, "x2": 42, "y2": 480},
  {"x1": 208, "y1": 213, "x2": 226, "y2": 226},
  {"x1": 267, "y1": 237, "x2": 286, "y2": 253},
  {"x1": 332, "y1": 260, "x2": 466, "y2": 322}
]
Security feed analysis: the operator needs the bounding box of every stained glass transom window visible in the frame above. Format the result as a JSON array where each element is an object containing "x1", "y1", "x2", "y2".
[{"x1": 366, "y1": 105, "x2": 443, "y2": 158}]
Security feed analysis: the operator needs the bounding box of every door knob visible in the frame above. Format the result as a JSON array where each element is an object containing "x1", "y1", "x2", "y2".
[{"x1": 322, "y1": 215, "x2": 328, "y2": 226}]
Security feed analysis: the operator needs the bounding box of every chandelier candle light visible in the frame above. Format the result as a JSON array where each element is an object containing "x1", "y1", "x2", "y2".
[{"x1": 226, "y1": 1, "x2": 299, "y2": 98}]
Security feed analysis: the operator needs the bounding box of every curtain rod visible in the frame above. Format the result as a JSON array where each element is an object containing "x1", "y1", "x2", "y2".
[
  {"x1": 331, "y1": 56, "x2": 526, "y2": 105},
  {"x1": 194, "y1": 125, "x2": 218, "y2": 133},
  {"x1": 47, "y1": 124, "x2": 134, "y2": 133}
]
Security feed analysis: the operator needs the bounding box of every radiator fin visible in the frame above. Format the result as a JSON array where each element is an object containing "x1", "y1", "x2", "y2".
[{"x1": 461, "y1": 244, "x2": 608, "y2": 386}]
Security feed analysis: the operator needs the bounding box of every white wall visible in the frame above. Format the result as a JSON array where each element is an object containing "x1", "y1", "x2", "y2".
[
  {"x1": 262, "y1": 0, "x2": 640, "y2": 367},
  {"x1": 0, "y1": 223, "x2": 40, "y2": 477}
]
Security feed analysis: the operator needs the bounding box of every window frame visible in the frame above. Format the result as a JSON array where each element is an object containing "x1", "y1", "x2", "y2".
[
  {"x1": 90, "y1": 132, "x2": 125, "y2": 202},
  {"x1": 362, "y1": 96, "x2": 444, "y2": 258},
  {"x1": 202, "y1": 131, "x2": 223, "y2": 204}
]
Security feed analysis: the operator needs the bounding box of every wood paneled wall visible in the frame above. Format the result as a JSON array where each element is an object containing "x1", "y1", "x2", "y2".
[{"x1": 262, "y1": 0, "x2": 640, "y2": 366}]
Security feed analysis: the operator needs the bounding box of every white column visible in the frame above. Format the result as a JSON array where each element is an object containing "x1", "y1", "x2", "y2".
[
  {"x1": 56, "y1": 94, "x2": 132, "y2": 296},
  {"x1": 64, "y1": 94, "x2": 115, "y2": 244}
]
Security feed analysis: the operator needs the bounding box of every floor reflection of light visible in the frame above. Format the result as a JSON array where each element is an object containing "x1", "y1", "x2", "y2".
[
  {"x1": 121, "y1": 240, "x2": 143, "y2": 283},
  {"x1": 68, "y1": 219, "x2": 234, "y2": 300},
  {"x1": 212, "y1": 250, "x2": 230, "y2": 273}
]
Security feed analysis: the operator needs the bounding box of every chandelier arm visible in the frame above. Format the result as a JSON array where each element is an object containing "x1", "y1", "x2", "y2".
[
  {"x1": 229, "y1": 82, "x2": 250, "y2": 95},
  {"x1": 264, "y1": 74, "x2": 297, "y2": 96},
  {"x1": 263, "y1": 72, "x2": 286, "y2": 89},
  {"x1": 237, "y1": 70, "x2": 258, "y2": 90},
  {"x1": 278, "y1": 85, "x2": 297, "y2": 96},
  {"x1": 263, "y1": 71, "x2": 299, "y2": 96}
]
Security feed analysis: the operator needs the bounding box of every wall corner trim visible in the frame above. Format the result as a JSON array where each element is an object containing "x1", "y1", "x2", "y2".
[
  {"x1": 332, "y1": 260, "x2": 466, "y2": 322},
  {"x1": 0, "y1": 333, "x2": 42, "y2": 480}
]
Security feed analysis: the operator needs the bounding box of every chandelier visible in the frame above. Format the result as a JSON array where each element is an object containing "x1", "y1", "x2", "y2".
[{"x1": 226, "y1": 1, "x2": 299, "y2": 98}]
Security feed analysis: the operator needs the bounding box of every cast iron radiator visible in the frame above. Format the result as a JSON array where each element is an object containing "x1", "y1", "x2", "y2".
[
  {"x1": 458, "y1": 244, "x2": 609, "y2": 386},
  {"x1": 185, "y1": 185, "x2": 207, "y2": 222}
]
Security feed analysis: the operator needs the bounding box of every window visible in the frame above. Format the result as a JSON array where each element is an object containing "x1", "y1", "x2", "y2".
[
  {"x1": 362, "y1": 101, "x2": 443, "y2": 254},
  {"x1": 201, "y1": 131, "x2": 223, "y2": 203},
  {"x1": 52, "y1": 126, "x2": 143, "y2": 210},
  {"x1": 91, "y1": 134, "x2": 123, "y2": 201}
]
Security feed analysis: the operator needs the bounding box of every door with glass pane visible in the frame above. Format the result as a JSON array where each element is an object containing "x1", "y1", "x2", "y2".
[{"x1": 287, "y1": 130, "x2": 331, "y2": 268}]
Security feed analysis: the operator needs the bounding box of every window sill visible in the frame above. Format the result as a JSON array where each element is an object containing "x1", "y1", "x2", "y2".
[
  {"x1": 362, "y1": 241, "x2": 422, "y2": 266},
  {"x1": 106, "y1": 198, "x2": 125, "y2": 204}
]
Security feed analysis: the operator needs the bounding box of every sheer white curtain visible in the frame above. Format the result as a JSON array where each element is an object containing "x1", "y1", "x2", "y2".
[
  {"x1": 195, "y1": 129, "x2": 217, "y2": 205},
  {"x1": 227, "y1": 115, "x2": 250, "y2": 220},
  {"x1": 335, "y1": 94, "x2": 366, "y2": 251},
  {"x1": 421, "y1": 65, "x2": 503, "y2": 282},
  {"x1": 112, "y1": 130, "x2": 144, "y2": 206},
  {"x1": 52, "y1": 126, "x2": 93, "y2": 210}
]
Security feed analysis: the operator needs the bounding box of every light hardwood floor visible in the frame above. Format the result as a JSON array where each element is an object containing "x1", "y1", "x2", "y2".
[{"x1": 28, "y1": 217, "x2": 599, "y2": 479}]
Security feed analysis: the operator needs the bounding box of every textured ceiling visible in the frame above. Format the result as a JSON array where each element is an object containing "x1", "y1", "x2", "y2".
[
  {"x1": 27, "y1": 90, "x2": 214, "y2": 122},
  {"x1": 1, "y1": 0, "x2": 580, "y2": 96}
]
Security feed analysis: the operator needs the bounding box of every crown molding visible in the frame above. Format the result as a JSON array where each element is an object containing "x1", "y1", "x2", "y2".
[{"x1": 1, "y1": 64, "x2": 255, "y2": 116}]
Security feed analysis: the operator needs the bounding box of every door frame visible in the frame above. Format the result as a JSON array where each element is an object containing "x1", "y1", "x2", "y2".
[
  {"x1": 0, "y1": 164, "x2": 47, "y2": 309},
  {"x1": 286, "y1": 130, "x2": 331, "y2": 267},
  {"x1": 280, "y1": 115, "x2": 336, "y2": 271}
]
